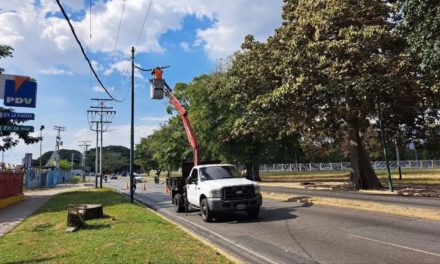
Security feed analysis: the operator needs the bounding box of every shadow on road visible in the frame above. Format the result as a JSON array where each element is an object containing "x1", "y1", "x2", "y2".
[{"x1": 208, "y1": 203, "x2": 307, "y2": 224}]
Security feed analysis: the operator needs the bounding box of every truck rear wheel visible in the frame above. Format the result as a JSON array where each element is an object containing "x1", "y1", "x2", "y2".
[
  {"x1": 200, "y1": 198, "x2": 214, "y2": 222},
  {"x1": 174, "y1": 194, "x2": 184, "y2": 213}
]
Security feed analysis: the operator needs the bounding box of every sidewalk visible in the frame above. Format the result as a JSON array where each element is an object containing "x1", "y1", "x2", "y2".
[{"x1": 0, "y1": 184, "x2": 87, "y2": 237}]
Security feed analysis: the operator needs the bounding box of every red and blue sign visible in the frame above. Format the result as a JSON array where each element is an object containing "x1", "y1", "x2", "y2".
[{"x1": 4, "y1": 76, "x2": 37, "y2": 108}]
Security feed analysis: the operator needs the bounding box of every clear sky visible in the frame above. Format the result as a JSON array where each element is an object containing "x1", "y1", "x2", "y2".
[{"x1": 0, "y1": 0, "x2": 282, "y2": 164}]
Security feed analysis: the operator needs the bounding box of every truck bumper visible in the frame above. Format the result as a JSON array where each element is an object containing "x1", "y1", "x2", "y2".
[{"x1": 207, "y1": 194, "x2": 262, "y2": 212}]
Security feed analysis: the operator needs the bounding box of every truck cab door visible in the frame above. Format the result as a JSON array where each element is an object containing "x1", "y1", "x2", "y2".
[{"x1": 187, "y1": 168, "x2": 200, "y2": 207}]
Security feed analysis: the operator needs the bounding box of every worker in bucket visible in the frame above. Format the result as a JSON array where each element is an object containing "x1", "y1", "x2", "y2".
[{"x1": 152, "y1": 67, "x2": 163, "y2": 80}]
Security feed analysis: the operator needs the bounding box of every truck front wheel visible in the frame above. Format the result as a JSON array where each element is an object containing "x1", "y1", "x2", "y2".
[
  {"x1": 200, "y1": 198, "x2": 214, "y2": 222},
  {"x1": 246, "y1": 207, "x2": 260, "y2": 218},
  {"x1": 174, "y1": 194, "x2": 184, "y2": 213}
]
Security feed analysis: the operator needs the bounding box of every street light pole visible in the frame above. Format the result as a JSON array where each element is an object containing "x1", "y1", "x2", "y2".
[
  {"x1": 130, "y1": 46, "x2": 135, "y2": 203},
  {"x1": 377, "y1": 100, "x2": 393, "y2": 192},
  {"x1": 394, "y1": 138, "x2": 402, "y2": 180}
]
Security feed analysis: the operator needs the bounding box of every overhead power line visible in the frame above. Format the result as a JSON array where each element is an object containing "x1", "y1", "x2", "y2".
[
  {"x1": 112, "y1": 0, "x2": 127, "y2": 63},
  {"x1": 56, "y1": 0, "x2": 124, "y2": 102},
  {"x1": 109, "y1": 0, "x2": 129, "y2": 96},
  {"x1": 89, "y1": 0, "x2": 92, "y2": 39},
  {"x1": 113, "y1": 0, "x2": 153, "y2": 99},
  {"x1": 136, "y1": 0, "x2": 153, "y2": 46}
]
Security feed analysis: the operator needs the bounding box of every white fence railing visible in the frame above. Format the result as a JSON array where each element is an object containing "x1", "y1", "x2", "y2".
[{"x1": 260, "y1": 160, "x2": 440, "y2": 172}]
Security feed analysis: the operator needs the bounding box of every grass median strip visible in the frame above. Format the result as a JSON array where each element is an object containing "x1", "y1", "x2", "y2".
[
  {"x1": 262, "y1": 191, "x2": 440, "y2": 222},
  {"x1": 0, "y1": 188, "x2": 233, "y2": 264}
]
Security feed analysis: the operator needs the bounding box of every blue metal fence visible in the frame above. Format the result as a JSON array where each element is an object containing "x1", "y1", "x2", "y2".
[{"x1": 25, "y1": 168, "x2": 71, "y2": 189}]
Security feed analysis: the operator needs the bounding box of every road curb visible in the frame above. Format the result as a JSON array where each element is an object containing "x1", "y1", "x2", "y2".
[
  {"x1": 0, "y1": 194, "x2": 25, "y2": 209},
  {"x1": 262, "y1": 191, "x2": 440, "y2": 222}
]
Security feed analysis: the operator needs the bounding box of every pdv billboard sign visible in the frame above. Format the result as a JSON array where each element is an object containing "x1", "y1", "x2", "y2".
[{"x1": 3, "y1": 75, "x2": 37, "y2": 108}]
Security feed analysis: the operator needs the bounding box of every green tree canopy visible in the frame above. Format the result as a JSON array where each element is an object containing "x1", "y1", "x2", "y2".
[
  {"x1": 221, "y1": 0, "x2": 431, "y2": 189},
  {"x1": 0, "y1": 45, "x2": 13, "y2": 74},
  {"x1": 85, "y1": 146, "x2": 131, "y2": 173},
  {"x1": 58, "y1": 159, "x2": 71, "y2": 170},
  {"x1": 400, "y1": 0, "x2": 440, "y2": 81}
]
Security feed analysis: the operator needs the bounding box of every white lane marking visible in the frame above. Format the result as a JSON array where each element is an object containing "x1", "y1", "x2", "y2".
[{"x1": 349, "y1": 234, "x2": 440, "y2": 258}]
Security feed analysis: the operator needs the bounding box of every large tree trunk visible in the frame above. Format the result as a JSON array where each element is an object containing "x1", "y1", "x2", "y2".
[
  {"x1": 245, "y1": 163, "x2": 262, "y2": 182},
  {"x1": 348, "y1": 121, "x2": 382, "y2": 190},
  {"x1": 253, "y1": 164, "x2": 261, "y2": 182}
]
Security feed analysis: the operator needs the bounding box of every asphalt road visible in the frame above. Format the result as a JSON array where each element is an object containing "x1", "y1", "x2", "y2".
[{"x1": 105, "y1": 177, "x2": 440, "y2": 264}]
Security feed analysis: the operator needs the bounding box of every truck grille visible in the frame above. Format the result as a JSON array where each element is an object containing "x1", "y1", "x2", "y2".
[{"x1": 222, "y1": 185, "x2": 254, "y2": 200}]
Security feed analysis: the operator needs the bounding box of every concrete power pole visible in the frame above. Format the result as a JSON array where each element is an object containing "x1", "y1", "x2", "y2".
[
  {"x1": 87, "y1": 99, "x2": 115, "y2": 188},
  {"x1": 53, "y1": 126, "x2": 66, "y2": 168},
  {"x1": 78, "y1": 140, "x2": 91, "y2": 181}
]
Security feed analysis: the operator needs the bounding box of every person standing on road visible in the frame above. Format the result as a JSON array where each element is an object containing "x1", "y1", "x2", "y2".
[{"x1": 132, "y1": 177, "x2": 137, "y2": 193}]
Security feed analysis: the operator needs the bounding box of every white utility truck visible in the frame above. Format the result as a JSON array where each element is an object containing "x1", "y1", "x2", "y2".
[
  {"x1": 149, "y1": 69, "x2": 262, "y2": 222},
  {"x1": 167, "y1": 163, "x2": 262, "y2": 222}
]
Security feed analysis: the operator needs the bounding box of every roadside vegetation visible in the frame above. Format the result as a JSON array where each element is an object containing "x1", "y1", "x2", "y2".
[
  {"x1": 133, "y1": 0, "x2": 440, "y2": 191},
  {"x1": 260, "y1": 169, "x2": 440, "y2": 186},
  {"x1": 0, "y1": 189, "x2": 232, "y2": 264}
]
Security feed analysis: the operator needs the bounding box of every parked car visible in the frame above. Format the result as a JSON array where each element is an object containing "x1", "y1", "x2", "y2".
[
  {"x1": 135, "y1": 176, "x2": 142, "y2": 183},
  {"x1": 110, "y1": 174, "x2": 118, "y2": 180}
]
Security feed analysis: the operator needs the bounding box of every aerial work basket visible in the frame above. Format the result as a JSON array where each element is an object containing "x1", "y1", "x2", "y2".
[
  {"x1": 150, "y1": 79, "x2": 164, "y2": 99},
  {"x1": 150, "y1": 67, "x2": 165, "y2": 99}
]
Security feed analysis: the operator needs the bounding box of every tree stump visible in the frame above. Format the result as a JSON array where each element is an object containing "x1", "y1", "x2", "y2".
[
  {"x1": 66, "y1": 204, "x2": 104, "y2": 229},
  {"x1": 67, "y1": 205, "x2": 86, "y2": 227},
  {"x1": 83, "y1": 204, "x2": 104, "y2": 220}
]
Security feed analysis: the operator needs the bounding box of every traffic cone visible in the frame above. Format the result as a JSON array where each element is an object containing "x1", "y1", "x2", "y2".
[
  {"x1": 125, "y1": 181, "x2": 128, "y2": 190},
  {"x1": 143, "y1": 183, "x2": 147, "y2": 192},
  {"x1": 164, "y1": 185, "x2": 168, "y2": 193}
]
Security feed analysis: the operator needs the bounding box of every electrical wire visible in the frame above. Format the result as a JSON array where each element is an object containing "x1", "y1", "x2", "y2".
[
  {"x1": 89, "y1": 0, "x2": 93, "y2": 105},
  {"x1": 136, "y1": 0, "x2": 153, "y2": 46},
  {"x1": 113, "y1": 0, "x2": 154, "y2": 100},
  {"x1": 89, "y1": 0, "x2": 92, "y2": 39},
  {"x1": 104, "y1": 0, "x2": 129, "y2": 99},
  {"x1": 112, "y1": 0, "x2": 126, "y2": 63},
  {"x1": 56, "y1": 0, "x2": 124, "y2": 102}
]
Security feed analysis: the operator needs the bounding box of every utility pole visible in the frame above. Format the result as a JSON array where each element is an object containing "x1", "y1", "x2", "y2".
[
  {"x1": 53, "y1": 126, "x2": 66, "y2": 168},
  {"x1": 39, "y1": 125, "x2": 45, "y2": 182},
  {"x1": 131, "y1": 56, "x2": 169, "y2": 203},
  {"x1": 130, "y1": 46, "x2": 135, "y2": 203},
  {"x1": 78, "y1": 140, "x2": 91, "y2": 181},
  {"x1": 87, "y1": 99, "x2": 115, "y2": 188},
  {"x1": 71, "y1": 153, "x2": 74, "y2": 172},
  {"x1": 90, "y1": 122, "x2": 99, "y2": 188}
]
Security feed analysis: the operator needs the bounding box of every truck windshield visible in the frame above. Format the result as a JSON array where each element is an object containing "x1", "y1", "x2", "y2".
[{"x1": 200, "y1": 166, "x2": 240, "y2": 180}]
